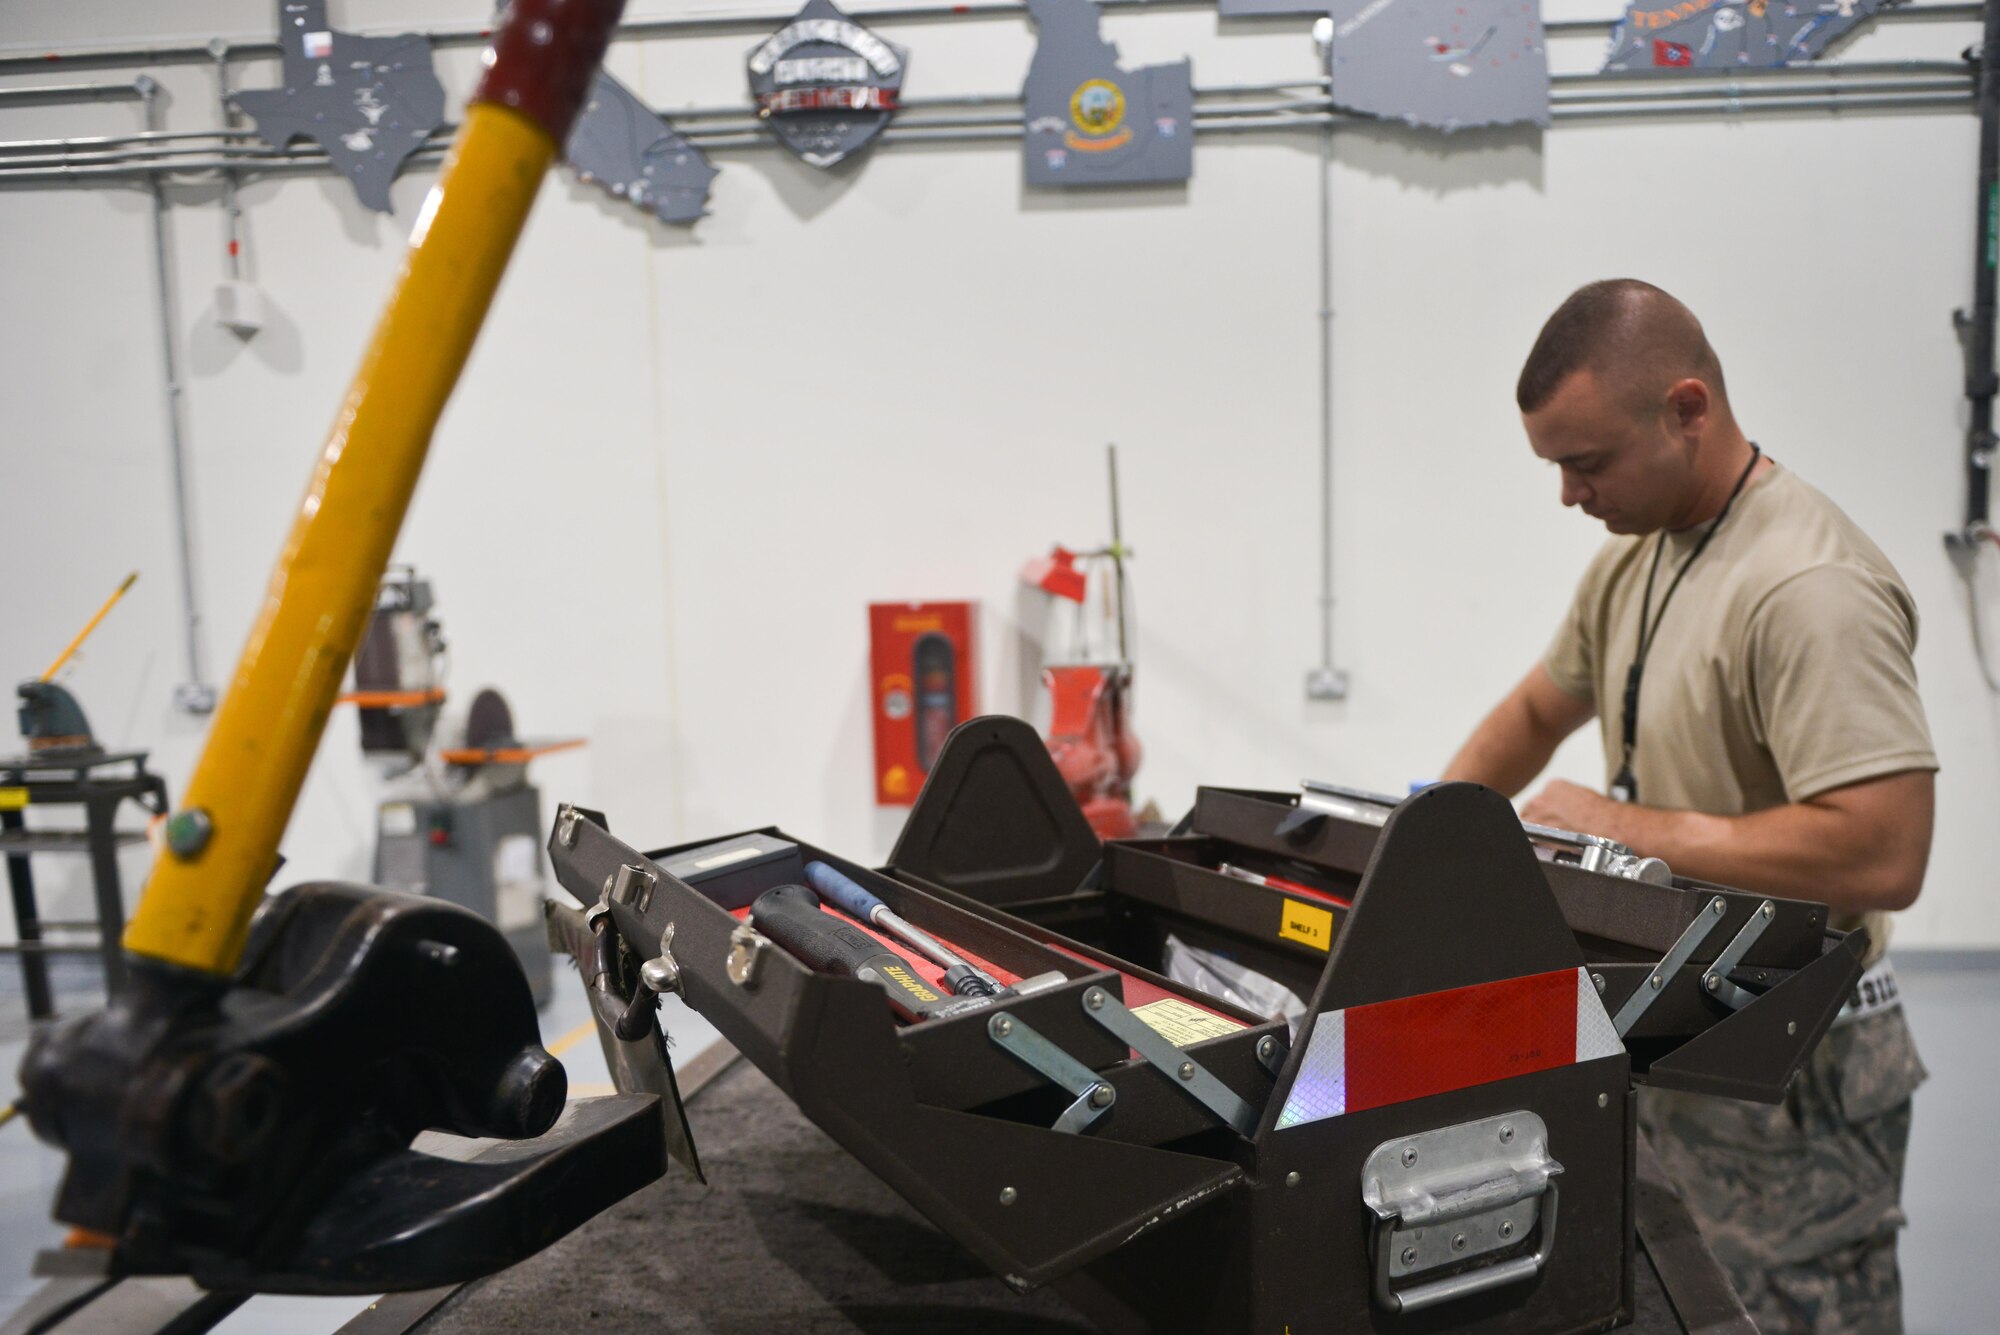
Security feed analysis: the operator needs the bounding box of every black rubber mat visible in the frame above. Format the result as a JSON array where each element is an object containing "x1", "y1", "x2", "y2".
[
  {"x1": 418, "y1": 1056, "x2": 1702, "y2": 1334},
  {"x1": 417, "y1": 1056, "x2": 1094, "y2": 1334}
]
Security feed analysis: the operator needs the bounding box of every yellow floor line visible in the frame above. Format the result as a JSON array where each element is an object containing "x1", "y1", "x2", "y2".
[{"x1": 546, "y1": 1020, "x2": 596, "y2": 1058}]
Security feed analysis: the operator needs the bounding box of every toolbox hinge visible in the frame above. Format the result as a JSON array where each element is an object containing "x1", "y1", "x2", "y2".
[
  {"x1": 986, "y1": 1011, "x2": 1116, "y2": 1134},
  {"x1": 1700, "y1": 900, "x2": 1775, "y2": 1012},
  {"x1": 1612, "y1": 894, "x2": 1729, "y2": 1037},
  {"x1": 1078, "y1": 986, "x2": 1258, "y2": 1137}
]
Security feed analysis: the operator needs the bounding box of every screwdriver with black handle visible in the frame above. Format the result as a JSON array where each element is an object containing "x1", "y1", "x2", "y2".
[{"x1": 750, "y1": 883, "x2": 1064, "y2": 1022}]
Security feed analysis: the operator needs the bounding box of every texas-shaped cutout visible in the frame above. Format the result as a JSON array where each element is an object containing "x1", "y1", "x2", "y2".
[{"x1": 232, "y1": 0, "x2": 446, "y2": 214}]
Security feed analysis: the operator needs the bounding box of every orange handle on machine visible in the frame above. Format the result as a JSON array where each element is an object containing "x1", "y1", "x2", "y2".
[
  {"x1": 40, "y1": 572, "x2": 138, "y2": 683},
  {"x1": 124, "y1": 0, "x2": 626, "y2": 977}
]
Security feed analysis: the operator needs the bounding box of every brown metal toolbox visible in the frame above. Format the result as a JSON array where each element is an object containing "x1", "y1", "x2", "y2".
[{"x1": 548, "y1": 715, "x2": 1862, "y2": 1332}]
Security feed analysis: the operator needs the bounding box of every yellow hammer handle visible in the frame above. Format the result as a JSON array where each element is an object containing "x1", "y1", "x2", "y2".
[
  {"x1": 40, "y1": 572, "x2": 139, "y2": 683},
  {"x1": 124, "y1": 0, "x2": 626, "y2": 976}
]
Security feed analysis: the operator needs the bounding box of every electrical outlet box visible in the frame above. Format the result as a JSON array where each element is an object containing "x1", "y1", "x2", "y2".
[
  {"x1": 216, "y1": 279, "x2": 266, "y2": 338},
  {"x1": 1306, "y1": 667, "x2": 1350, "y2": 701}
]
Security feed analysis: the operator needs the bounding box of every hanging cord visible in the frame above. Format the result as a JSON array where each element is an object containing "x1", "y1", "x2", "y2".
[
  {"x1": 414, "y1": 642, "x2": 454, "y2": 803},
  {"x1": 1969, "y1": 528, "x2": 2000, "y2": 692}
]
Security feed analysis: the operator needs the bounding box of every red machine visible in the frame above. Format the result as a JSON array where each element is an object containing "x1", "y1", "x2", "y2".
[
  {"x1": 1020, "y1": 447, "x2": 1142, "y2": 839},
  {"x1": 1043, "y1": 661, "x2": 1140, "y2": 839}
]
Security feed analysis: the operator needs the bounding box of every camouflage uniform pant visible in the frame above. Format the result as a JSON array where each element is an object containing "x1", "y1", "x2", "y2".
[{"x1": 1638, "y1": 1007, "x2": 1926, "y2": 1335}]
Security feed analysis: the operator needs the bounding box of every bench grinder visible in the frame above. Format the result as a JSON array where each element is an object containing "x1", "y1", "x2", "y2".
[{"x1": 348, "y1": 567, "x2": 581, "y2": 1005}]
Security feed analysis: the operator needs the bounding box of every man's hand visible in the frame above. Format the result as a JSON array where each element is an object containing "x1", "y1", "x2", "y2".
[
  {"x1": 1511, "y1": 770, "x2": 1933, "y2": 917},
  {"x1": 1519, "y1": 778, "x2": 1619, "y2": 835}
]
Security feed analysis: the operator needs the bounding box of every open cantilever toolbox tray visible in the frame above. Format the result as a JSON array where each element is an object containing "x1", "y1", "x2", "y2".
[{"x1": 546, "y1": 715, "x2": 1865, "y2": 1333}]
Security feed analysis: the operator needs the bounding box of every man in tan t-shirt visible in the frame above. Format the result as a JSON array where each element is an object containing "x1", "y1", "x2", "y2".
[{"x1": 1442, "y1": 279, "x2": 1934, "y2": 1334}]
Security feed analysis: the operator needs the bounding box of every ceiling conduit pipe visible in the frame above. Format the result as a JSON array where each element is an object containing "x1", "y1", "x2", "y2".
[
  {"x1": 136, "y1": 74, "x2": 218, "y2": 716},
  {"x1": 0, "y1": 2, "x2": 1983, "y2": 74},
  {"x1": 0, "y1": 82, "x2": 150, "y2": 107},
  {"x1": 1307, "y1": 22, "x2": 1346, "y2": 702},
  {"x1": 0, "y1": 65, "x2": 1972, "y2": 169},
  {"x1": 211, "y1": 40, "x2": 248, "y2": 301},
  {"x1": 0, "y1": 89, "x2": 1978, "y2": 184}
]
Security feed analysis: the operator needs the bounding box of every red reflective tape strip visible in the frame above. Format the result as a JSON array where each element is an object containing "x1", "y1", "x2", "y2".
[
  {"x1": 1341, "y1": 967, "x2": 1578, "y2": 1114},
  {"x1": 758, "y1": 86, "x2": 900, "y2": 115}
]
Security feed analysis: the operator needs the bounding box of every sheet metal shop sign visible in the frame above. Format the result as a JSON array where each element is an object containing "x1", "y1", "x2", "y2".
[{"x1": 748, "y1": 0, "x2": 908, "y2": 168}]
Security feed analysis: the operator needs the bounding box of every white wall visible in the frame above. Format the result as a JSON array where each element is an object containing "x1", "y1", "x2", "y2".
[{"x1": 2, "y1": 0, "x2": 1994, "y2": 950}]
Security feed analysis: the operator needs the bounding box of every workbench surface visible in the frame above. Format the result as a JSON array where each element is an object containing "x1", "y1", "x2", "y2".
[{"x1": 416, "y1": 1057, "x2": 1715, "y2": 1334}]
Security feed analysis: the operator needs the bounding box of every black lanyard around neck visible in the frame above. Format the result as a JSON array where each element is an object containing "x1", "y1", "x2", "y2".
[{"x1": 1611, "y1": 443, "x2": 1762, "y2": 803}]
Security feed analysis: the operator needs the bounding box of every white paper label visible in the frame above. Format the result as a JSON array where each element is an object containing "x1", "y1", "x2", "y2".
[{"x1": 693, "y1": 845, "x2": 764, "y2": 871}]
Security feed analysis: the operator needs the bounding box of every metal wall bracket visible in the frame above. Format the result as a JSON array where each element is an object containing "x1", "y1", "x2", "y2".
[
  {"x1": 986, "y1": 1011, "x2": 1114, "y2": 1134},
  {"x1": 1361, "y1": 1111, "x2": 1563, "y2": 1315},
  {"x1": 1078, "y1": 986, "x2": 1258, "y2": 1137},
  {"x1": 1702, "y1": 900, "x2": 1775, "y2": 1011},
  {"x1": 1613, "y1": 895, "x2": 1728, "y2": 1037}
]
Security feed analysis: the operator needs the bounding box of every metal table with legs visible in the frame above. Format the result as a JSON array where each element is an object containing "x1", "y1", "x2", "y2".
[{"x1": 0, "y1": 749, "x2": 168, "y2": 1019}]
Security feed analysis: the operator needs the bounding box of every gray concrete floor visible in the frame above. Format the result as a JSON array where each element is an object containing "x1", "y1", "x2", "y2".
[
  {"x1": 0, "y1": 953, "x2": 1992, "y2": 1333},
  {"x1": 1896, "y1": 956, "x2": 2000, "y2": 1335}
]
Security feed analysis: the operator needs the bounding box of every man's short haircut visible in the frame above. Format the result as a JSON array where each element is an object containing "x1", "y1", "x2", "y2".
[{"x1": 1516, "y1": 279, "x2": 1727, "y2": 417}]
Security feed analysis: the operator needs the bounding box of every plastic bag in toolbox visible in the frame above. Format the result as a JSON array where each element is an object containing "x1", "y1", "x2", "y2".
[{"x1": 1163, "y1": 934, "x2": 1307, "y2": 1037}]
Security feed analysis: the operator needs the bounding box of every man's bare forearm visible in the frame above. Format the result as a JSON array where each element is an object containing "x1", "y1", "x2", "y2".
[
  {"x1": 1443, "y1": 668, "x2": 1594, "y2": 798},
  {"x1": 1519, "y1": 773, "x2": 1933, "y2": 916},
  {"x1": 1441, "y1": 705, "x2": 1554, "y2": 797}
]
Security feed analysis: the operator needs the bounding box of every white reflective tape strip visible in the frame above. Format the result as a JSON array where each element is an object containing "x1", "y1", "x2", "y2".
[
  {"x1": 1574, "y1": 965, "x2": 1624, "y2": 1062},
  {"x1": 1833, "y1": 957, "x2": 1901, "y2": 1027},
  {"x1": 1275, "y1": 1008, "x2": 1345, "y2": 1128}
]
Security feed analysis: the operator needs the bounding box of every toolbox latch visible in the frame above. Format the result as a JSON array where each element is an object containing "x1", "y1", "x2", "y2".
[{"x1": 1361, "y1": 1111, "x2": 1563, "y2": 1315}]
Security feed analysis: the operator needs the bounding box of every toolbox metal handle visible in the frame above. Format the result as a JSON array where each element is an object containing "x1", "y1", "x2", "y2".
[
  {"x1": 1362, "y1": 1111, "x2": 1562, "y2": 1315},
  {"x1": 1371, "y1": 1181, "x2": 1559, "y2": 1315}
]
